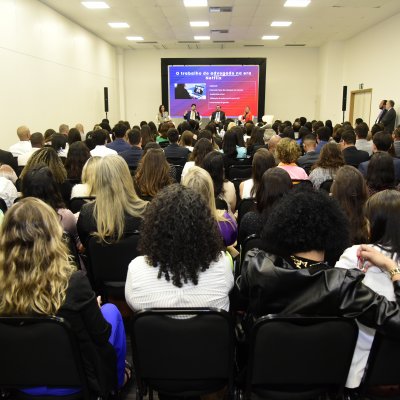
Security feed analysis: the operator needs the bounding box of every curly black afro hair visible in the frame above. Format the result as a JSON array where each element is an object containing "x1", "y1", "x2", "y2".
[
  {"x1": 139, "y1": 183, "x2": 224, "y2": 287},
  {"x1": 261, "y1": 188, "x2": 350, "y2": 265}
]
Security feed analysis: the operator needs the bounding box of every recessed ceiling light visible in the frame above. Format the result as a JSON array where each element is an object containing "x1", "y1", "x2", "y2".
[
  {"x1": 81, "y1": 1, "x2": 109, "y2": 9},
  {"x1": 284, "y1": 0, "x2": 311, "y2": 7},
  {"x1": 190, "y1": 21, "x2": 210, "y2": 27},
  {"x1": 108, "y1": 22, "x2": 130, "y2": 28},
  {"x1": 127, "y1": 36, "x2": 144, "y2": 41},
  {"x1": 271, "y1": 21, "x2": 292, "y2": 27},
  {"x1": 184, "y1": 0, "x2": 207, "y2": 7},
  {"x1": 194, "y1": 36, "x2": 210, "y2": 40},
  {"x1": 262, "y1": 35, "x2": 280, "y2": 40}
]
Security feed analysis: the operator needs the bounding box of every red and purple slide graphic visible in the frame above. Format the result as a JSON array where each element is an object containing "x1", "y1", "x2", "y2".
[{"x1": 168, "y1": 65, "x2": 259, "y2": 119}]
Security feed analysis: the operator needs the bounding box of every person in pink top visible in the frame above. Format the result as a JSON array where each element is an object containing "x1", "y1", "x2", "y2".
[{"x1": 276, "y1": 138, "x2": 309, "y2": 180}]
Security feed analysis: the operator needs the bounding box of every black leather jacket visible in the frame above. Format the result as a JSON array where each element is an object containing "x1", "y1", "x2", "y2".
[{"x1": 240, "y1": 249, "x2": 400, "y2": 335}]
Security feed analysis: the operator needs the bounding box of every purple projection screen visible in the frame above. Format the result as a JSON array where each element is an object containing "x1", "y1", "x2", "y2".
[{"x1": 168, "y1": 65, "x2": 260, "y2": 119}]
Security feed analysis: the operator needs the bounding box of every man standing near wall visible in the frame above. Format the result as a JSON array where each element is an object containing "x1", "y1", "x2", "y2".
[
  {"x1": 381, "y1": 100, "x2": 396, "y2": 133},
  {"x1": 375, "y1": 100, "x2": 387, "y2": 123}
]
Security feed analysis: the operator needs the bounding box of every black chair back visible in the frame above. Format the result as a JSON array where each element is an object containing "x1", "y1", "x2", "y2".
[
  {"x1": 360, "y1": 331, "x2": 400, "y2": 398},
  {"x1": 166, "y1": 157, "x2": 187, "y2": 167},
  {"x1": 130, "y1": 308, "x2": 234, "y2": 399},
  {"x1": 87, "y1": 232, "x2": 140, "y2": 299},
  {"x1": 169, "y1": 164, "x2": 184, "y2": 183},
  {"x1": 159, "y1": 141, "x2": 170, "y2": 148},
  {"x1": 69, "y1": 196, "x2": 95, "y2": 214},
  {"x1": 245, "y1": 315, "x2": 358, "y2": 399},
  {"x1": 0, "y1": 197, "x2": 7, "y2": 213},
  {"x1": 0, "y1": 316, "x2": 90, "y2": 399},
  {"x1": 227, "y1": 164, "x2": 252, "y2": 180},
  {"x1": 320, "y1": 179, "x2": 333, "y2": 193}
]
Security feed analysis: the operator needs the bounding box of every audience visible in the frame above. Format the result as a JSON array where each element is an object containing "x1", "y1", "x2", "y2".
[
  {"x1": 64, "y1": 141, "x2": 91, "y2": 181},
  {"x1": 179, "y1": 130, "x2": 194, "y2": 152},
  {"x1": 17, "y1": 132, "x2": 44, "y2": 167},
  {"x1": 9, "y1": 125, "x2": 32, "y2": 157},
  {"x1": 107, "y1": 123, "x2": 130, "y2": 153},
  {"x1": 70, "y1": 156, "x2": 101, "y2": 199},
  {"x1": 366, "y1": 152, "x2": 396, "y2": 195},
  {"x1": 309, "y1": 142, "x2": 344, "y2": 189},
  {"x1": 119, "y1": 129, "x2": 143, "y2": 169},
  {"x1": 340, "y1": 130, "x2": 370, "y2": 168},
  {"x1": 90, "y1": 129, "x2": 117, "y2": 157},
  {"x1": 355, "y1": 122, "x2": 373, "y2": 156},
  {"x1": 181, "y1": 138, "x2": 213, "y2": 179},
  {"x1": 164, "y1": 128, "x2": 190, "y2": 159}
]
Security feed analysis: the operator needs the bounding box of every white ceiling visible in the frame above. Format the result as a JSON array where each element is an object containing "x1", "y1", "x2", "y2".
[{"x1": 39, "y1": 0, "x2": 400, "y2": 50}]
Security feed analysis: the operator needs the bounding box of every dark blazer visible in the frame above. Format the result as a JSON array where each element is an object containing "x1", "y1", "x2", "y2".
[
  {"x1": 106, "y1": 138, "x2": 131, "y2": 154},
  {"x1": 376, "y1": 108, "x2": 387, "y2": 123},
  {"x1": 297, "y1": 151, "x2": 319, "y2": 174},
  {"x1": 183, "y1": 110, "x2": 201, "y2": 121},
  {"x1": 0, "y1": 149, "x2": 18, "y2": 173},
  {"x1": 119, "y1": 146, "x2": 143, "y2": 168},
  {"x1": 342, "y1": 146, "x2": 370, "y2": 168},
  {"x1": 381, "y1": 107, "x2": 396, "y2": 133},
  {"x1": 359, "y1": 154, "x2": 400, "y2": 182},
  {"x1": 211, "y1": 110, "x2": 226, "y2": 124},
  {"x1": 164, "y1": 143, "x2": 190, "y2": 160}
]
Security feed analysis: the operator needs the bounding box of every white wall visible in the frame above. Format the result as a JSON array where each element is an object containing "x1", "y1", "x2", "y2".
[
  {"x1": 123, "y1": 47, "x2": 319, "y2": 126},
  {"x1": 318, "y1": 12, "x2": 400, "y2": 126},
  {"x1": 0, "y1": 0, "x2": 119, "y2": 149}
]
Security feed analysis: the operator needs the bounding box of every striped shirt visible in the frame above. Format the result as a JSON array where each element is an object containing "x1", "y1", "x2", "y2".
[{"x1": 125, "y1": 252, "x2": 234, "y2": 311}]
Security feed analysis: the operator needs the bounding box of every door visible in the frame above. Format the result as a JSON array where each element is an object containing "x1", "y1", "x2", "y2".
[{"x1": 349, "y1": 89, "x2": 372, "y2": 127}]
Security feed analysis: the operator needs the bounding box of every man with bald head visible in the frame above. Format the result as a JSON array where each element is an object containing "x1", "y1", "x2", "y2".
[
  {"x1": 9, "y1": 125, "x2": 32, "y2": 156},
  {"x1": 267, "y1": 134, "x2": 281, "y2": 161}
]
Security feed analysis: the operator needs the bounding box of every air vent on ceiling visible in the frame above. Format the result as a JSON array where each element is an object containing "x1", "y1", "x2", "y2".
[
  {"x1": 211, "y1": 29, "x2": 229, "y2": 34},
  {"x1": 136, "y1": 41, "x2": 158, "y2": 44},
  {"x1": 285, "y1": 43, "x2": 306, "y2": 46},
  {"x1": 244, "y1": 44, "x2": 264, "y2": 47},
  {"x1": 209, "y1": 6, "x2": 233, "y2": 13},
  {"x1": 213, "y1": 40, "x2": 235, "y2": 43}
]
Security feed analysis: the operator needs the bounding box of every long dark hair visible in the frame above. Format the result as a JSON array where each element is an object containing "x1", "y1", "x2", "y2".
[
  {"x1": 64, "y1": 142, "x2": 90, "y2": 180},
  {"x1": 256, "y1": 167, "x2": 293, "y2": 219},
  {"x1": 250, "y1": 149, "x2": 276, "y2": 197},
  {"x1": 189, "y1": 138, "x2": 213, "y2": 165},
  {"x1": 366, "y1": 190, "x2": 400, "y2": 257},
  {"x1": 201, "y1": 151, "x2": 225, "y2": 198},
  {"x1": 222, "y1": 130, "x2": 238, "y2": 158},
  {"x1": 330, "y1": 166, "x2": 368, "y2": 244},
  {"x1": 367, "y1": 152, "x2": 395, "y2": 192}
]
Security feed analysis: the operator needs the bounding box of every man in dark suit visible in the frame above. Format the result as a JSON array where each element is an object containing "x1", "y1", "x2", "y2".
[
  {"x1": 164, "y1": 128, "x2": 190, "y2": 161},
  {"x1": 183, "y1": 104, "x2": 201, "y2": 122},
  {"x1": 297, "y1": 135, "x2": 319, "y2": 175},
  {"x1": 375, "y1": 100, "x2": 387, "y2": 124},
  {"x1": 119, "y1": 129, "x2": 143, "y2": 169},
  {"x1": 210, "y1": 105, "x2": 226, "y2": 128},
  {"x1": 340, "y1": 130, "x2": 369, "y2": 168},
  {"x1": 359, "y1": 131, "x2": 400, "y2": 182},
  {"x1": 381, "y1": 100, "x2": 397, "y2": 133}
]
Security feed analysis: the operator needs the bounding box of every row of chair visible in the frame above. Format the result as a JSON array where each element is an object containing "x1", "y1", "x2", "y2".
[{"x1": 1, "y1": 311, "x2": 397, "y2": 399}]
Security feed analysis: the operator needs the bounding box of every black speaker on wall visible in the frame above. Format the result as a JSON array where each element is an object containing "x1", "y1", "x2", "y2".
[
  {"x1": 104, "y1": 87, "x2": 109, "y2": 113},
  {"x1": 342, "y1": 86, "x2": 347, "y2": 112}
]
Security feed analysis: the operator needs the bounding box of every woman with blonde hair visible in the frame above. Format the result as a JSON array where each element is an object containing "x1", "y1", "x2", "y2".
[
  {"x1": 0, "y1": 197, "x2": 128, "y2": 396},
  {"x1": 19, "y1": 146, "x2": 72, "y2": 203},
  {"x1": 70, "y1": 156, "x2": 101, "y2": 199},
  {"x1": 133, "y1": 148, "x2": 173, "y2": 201},
  {"x1": 182, "y1": 166, "x2": 237, "y2": 247},
  {"x1": 77, "y1": 155, "x2": 147, "y2": 248},
  {"x1": 276, "y1": 137, "x2": 308, "y2": 180}
]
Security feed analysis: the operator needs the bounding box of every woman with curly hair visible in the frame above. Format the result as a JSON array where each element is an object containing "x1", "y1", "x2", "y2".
[
  {"x1": 0, "y1": 198, "x2": 128, "y2": 396},
  {"x1": 133, "y1": 148, "x2": 174, "y2": 201},
  {"x1": 77, "y1": 155, "x2": 147, "y2": 248},
  {"x1": 64, "y1": 141, "x2": 91, "y2": 182},
  {"x1": 182, "y1": 166, "x2": 238, "y2": 248},
  {"x1": 181, "y1": 138, "x2": 214, "y2": 179},
  {"x1": 201, "y1": 151, "x2": 236, "y2": 211},
  {"x1": 239, "y1": 148, "x2": 276, "y2": 199},
  {"x1": 240, "y1": 189, "x2": 400, "y2": 390},
  {"x1": 335, "y1": 189, "x2": 400, "y2": 388},
  {"x1": 276, "y1": 137, "x2": 308, "y2": 180},
  {"x1": 125, "y1": 184, "x2": 233, "y2": 310},
  {"x1": 309, "y1": 142, "x2": 345, "y2": 189},
  {"x1": 19, "y1": 146, "x2": 72, "y2": 204},
  {"x1": 330, "y1": 166, "x2": 369, "y2": 244}
]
